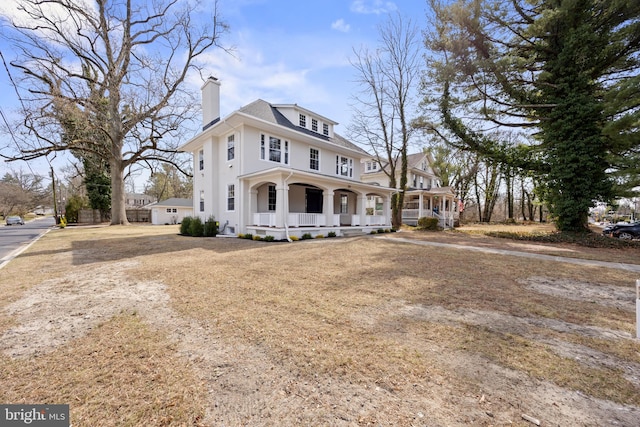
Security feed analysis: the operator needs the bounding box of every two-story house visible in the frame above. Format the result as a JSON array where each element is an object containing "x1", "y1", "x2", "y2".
[
  {"x1": 179, "y1": 77, "x2": 396, "y2": 239},
  {"x1": 361, "y1": 153, "x2": 458, "y2": 228}
]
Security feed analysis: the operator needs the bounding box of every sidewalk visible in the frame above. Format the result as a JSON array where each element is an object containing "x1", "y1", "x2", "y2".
[{"x1": 377, "y1": 234, "x2": 640, "y2": 273}]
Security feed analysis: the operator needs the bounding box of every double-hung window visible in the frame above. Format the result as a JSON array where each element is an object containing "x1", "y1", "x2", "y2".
[
  {"x1": 227, "y1": 134, "x2": 235, "y2": 161},
  {"x1": 336, "y1": 155, "x2": 353, "y2": 178},
  {"x1": 323, "y1": 123, "x2": 329, "y2": 136},
  {"x1": 270, "y1": 137, "x2": 281, "y2": 162},
  {"x1": 227, "y1": 184, "x2": 235, "y2": 211},
  {"x1": 199, "y1": 190, "x2": 205, "y2": 212},
  {"x1": 260, "y1": 134, "x2": 289, "y2": 165},
  {"x1": 340, "y1": 194, "x2": 348, "y2": 214},
  {"x1": 311, "y1": 118, "x2": 318, "y2": 132},
  {"x1": 198, "y1": 150, "x2": 204, "y2": 171},
  {"x1": 299, "y1": 114, "x2": 306, "y2": 127},
  {"x1": 309, "y1": 148, "x2": 319, "y2": 171},
  {"x1": 268, "y1": 185, "x2": 276, "y2": 211}
]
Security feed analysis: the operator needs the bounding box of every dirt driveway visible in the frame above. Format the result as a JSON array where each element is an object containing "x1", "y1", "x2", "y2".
[{"x1": 1, "y1": 225, "x2": 639, "y2": 426}]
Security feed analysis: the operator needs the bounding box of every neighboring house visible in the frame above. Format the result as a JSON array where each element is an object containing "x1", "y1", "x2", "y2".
[
  {"x1": 126, "y1": 192, "x2": 155, "y2": 208},
  {"x1": 150, "y1": 198, "x2": 193, "y2": 225},
  {"x1": 179, "y1": 77, "x2": 396, "y2": 239},
  {"x1": 361, "y1": 153, "x2": 458, "y2": 228}
]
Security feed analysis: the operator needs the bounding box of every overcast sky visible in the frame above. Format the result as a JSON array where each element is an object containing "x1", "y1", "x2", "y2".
[{"x1": 0, "y1": 0, "x2": 429, "y2": 190}]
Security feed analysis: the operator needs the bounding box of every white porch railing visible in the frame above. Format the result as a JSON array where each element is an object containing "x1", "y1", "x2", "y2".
[
  {"x1": 288, "y1": 213, "x2": 326, "y2": 227},
  {"x1": 253, "y1": 212, "x2": 388, "y2": 228},
  {"x1": 253, "y1": 212, "x2": 276, "y2": 227},
  {"x1": 365, "y1": 215, "x2": 386, "y2": 226}
]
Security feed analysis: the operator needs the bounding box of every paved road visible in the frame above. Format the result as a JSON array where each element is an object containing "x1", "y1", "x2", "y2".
[{"x1": 0, "y1": 216, "x2": 56, "y2": 269}]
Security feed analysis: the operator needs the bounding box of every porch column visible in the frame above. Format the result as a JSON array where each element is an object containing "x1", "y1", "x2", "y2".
[
  {"x1": 418, "y1": 193, "x2": 424, "y2": 218},
  {"x1": 324, "y1": 190, "x2": 335, "y2": 226},
  {"x1": 358, "y1": 195, "x2": 367, "y2": 226},
  {"x1": 383, "y1": 195, "x2": 391, "y2": 226},
  {"x1": 275, "y1": 183, "x2": 289, "y2": 227},
  {"x1": 249, "y1": 189, "x2": 258, "y2": 225}
]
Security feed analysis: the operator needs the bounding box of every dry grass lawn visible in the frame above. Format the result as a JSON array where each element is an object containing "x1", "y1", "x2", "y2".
[{"x1": 1, "y1": 223, "x2": 639, "y2": 426}]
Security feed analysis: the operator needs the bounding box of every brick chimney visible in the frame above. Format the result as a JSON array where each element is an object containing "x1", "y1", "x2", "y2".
[{"x1": 201, "y1": 76, "x2": 220, "y2": 130}]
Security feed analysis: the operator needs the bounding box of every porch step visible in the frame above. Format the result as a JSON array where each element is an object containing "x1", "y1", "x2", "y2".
[{"x1": 341, "y1": 229, "x2": 366, "y2": 237}]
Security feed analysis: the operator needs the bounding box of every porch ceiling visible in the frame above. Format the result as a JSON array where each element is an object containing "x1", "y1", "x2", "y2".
[{"x1": 240, "y1": 167, "x2": 396, "y2": 196}]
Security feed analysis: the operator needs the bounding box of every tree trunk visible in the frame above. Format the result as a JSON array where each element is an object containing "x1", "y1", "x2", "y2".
[{"x1": 110, "y1": 158, "x2": 130, "y2": 225}]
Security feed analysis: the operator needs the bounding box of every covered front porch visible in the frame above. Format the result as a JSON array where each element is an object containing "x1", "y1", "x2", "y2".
[
  {"x1": 241, "y1": 168, "x2": 395, "y2": 240},
  {"x1": 402, "y1": 187, "x2": 458, "y2": 228}
]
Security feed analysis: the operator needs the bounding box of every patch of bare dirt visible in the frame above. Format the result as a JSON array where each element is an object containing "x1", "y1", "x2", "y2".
[{"x1": 2, "y1": 229, "x2": 639, "y2": 426}]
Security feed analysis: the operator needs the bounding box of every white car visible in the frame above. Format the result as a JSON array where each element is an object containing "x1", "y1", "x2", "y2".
[{"x1": 5, "y1": 216, "x2": 25, "y2": 225}]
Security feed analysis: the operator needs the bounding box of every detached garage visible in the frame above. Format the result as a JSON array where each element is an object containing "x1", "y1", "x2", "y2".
[{"x1": 150, "y1": 198, "x2": 193, "y2": 225}]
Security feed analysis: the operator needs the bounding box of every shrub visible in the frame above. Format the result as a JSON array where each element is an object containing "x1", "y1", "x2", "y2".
[
  {"x1": 253, "y1": 235, "x2": 262, "y2": 241},
  {"x1": 180, "y1": 217, "x2": 193, "y2": 235},
  {"x1": 237, "y1": 233, "x2": 245, "y2": 239},
  {"x1": 204, "y1": 216, "x2": 218, "y2": 237},
  {"x1": 417, "y1": 217, "x2": 440, "y2": 231},
  {"x1": 377, "y1": 228, "x2": 385, "y2": 234},
  {"x1": 289, "y1": 235, "x2": 299, "y2": 241},
  {"x1": 263, "y1": 235, "x2": 275, "y2": 242},
  {"x1": 370, "y1": 230, "x2": 377, "y2": 234},
  {"x1": 189, "y1": 217, "x2": 204, "y2": 237},
  {"x1": 315, "y1": 234, "x2": 324, "y2": 238},
  {"x1": 243, "y1": 233, "x2": 253, "y2": 240},
  {"x1": 384, "y1": 229, "x2": 391, "y2": 233},
  {"x1": 301, "y1": 233, "x2": 313, "y2": 240},
  {"x1": 327, "y1": 231, "x2": 337, "y2": 238},
  {"x1": 64, "y1": 194, "x2": 87, "y2": 223}
]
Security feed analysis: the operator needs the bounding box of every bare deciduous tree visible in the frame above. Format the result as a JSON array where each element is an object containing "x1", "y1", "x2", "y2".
[
  {"x1": 0, "y1": 0, "x2": 227, "y2": 224},
  {"x1": 348, "y1": 13, "x2": 421, "y2": 229}
]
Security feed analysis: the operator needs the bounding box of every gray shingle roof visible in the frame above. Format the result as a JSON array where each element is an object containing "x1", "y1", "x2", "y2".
[
  {"x1": 238, "y1": 99, "x2": 369, "y2": 155},
  {"x1": 154, "y1": 198, "x2": 193, "y2": 208}
]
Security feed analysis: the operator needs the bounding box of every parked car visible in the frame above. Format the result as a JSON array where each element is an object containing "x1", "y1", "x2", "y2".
[
  {"x1": 5, "y1": 216, "x2": 25, "y2": 226},
  {"x1": 602, "y1": 221, "x2": 640, "y2": 240}
]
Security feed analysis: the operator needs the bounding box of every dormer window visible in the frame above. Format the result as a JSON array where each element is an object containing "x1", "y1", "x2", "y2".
[
  {"x1": 323, "y1": 123, "x2": 329, "y2": 136},
  {"x1": 311, "y1": 118, "x2": 318, "y2": 132},
  {"x1": 299, "y1": 114, "x2": 306, "y2": 127}
]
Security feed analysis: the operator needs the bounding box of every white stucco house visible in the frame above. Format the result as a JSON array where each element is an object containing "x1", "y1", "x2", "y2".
[
  {"x1": 179, "y1": 77, "x2": 397, "y2": 239},
  {"x1": 150, "y1": 198, "x2": 193, "y2": 225},
  {"x1": 361, "y1": 153, "x2": 458, "y2": 228}
]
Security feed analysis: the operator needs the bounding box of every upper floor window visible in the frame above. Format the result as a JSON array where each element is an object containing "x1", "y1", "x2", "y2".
[
  {"x1": 199, "y1": 190, "x2": 204, "y2": 212},
  {"x1": 419, "y1": 176, "x2": 424, "y2": 189},
  {"x1": 260, "y1": 134, "x2": 289, "y2": 165},
  {"x1": 421, "y1": 161, "x2": 427, "y2": 171},
  {"x1": 311, "y1": 118, "x2": 318, "y2": 132},
  {"x1": 227, "y1": 134, "x2": 235, "y2": 161},
  {"x1": 323, "y1": 123, "x2": 329, "y2": 136},
  {"x1": 309, "y1": 148, "x2": 319, "y2": 170},
  {"x1": 299, "y1": 114, "x2": 306, "y2": 127},
  {"x1": 366, "y1": 161, "x2": 379, "y2": 171},
  {"x1": 227, "y1": 184, "x2": 235, "y2": 211},
  {"x1": 198, "y1": 150, "x2": 204, "y2": 171},
  {"x1": 336, "y1": 155, "x2": 353, "y2": 178},
  {"x1": 412, "y1": 174, "x2": 417, "y2": 188}
]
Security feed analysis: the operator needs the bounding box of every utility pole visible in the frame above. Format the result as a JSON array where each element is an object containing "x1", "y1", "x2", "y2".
[{"x1": 51, "y1": 166, "x2": 58, "y2": 224}]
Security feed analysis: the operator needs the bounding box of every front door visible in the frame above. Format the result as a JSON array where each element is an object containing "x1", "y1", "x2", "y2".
[{"x1": 305, "y1": 188, "x2": 323, "y2": 213}]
